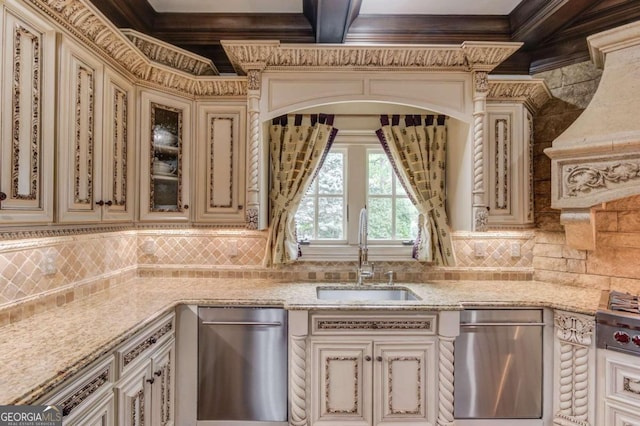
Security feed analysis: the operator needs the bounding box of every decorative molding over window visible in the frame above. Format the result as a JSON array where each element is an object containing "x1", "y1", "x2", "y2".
[
  {"x1": 11, "y1": 25, "x2": 41, "y2": 201},
  {"x1": 121, "y1": 29, "x2": 218, "y2": 76},
  {"x1": 222, "y1": 40, "x2": 521, "y2": 74},
  {"x1": 487, "y1": 79, "x2": 552, "y2": 112}
]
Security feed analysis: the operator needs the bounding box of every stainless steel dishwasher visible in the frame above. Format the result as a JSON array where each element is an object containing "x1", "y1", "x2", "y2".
[
  {"x1": 198, "y1": 307, "x2": 288, "y2": 423},
  {"x1": 454, "y1": 309, "x2": 546, "y2": 421}
]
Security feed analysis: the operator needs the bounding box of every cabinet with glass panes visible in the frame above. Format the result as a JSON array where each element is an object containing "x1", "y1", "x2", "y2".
[{"x1": 139, "y1": 91, "x2": 191, "y2": 221}]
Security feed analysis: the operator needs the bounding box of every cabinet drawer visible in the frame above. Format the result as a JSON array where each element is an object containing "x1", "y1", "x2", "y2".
[
  {"x1": 116, "y1": 312, "x2": 174, "y2": 376},
  {"x1": 311, "y1": 312, "x2": 436, "y2": 336},
  {"x1": 605, "y1": 401, "x2": 640, "y2": 426},
  {"x1": 41, "y1": 355, "x2": 115, "y2": 421},
  {"x1": 605, "y1": 352, "x2": 640, "y2": 408}
]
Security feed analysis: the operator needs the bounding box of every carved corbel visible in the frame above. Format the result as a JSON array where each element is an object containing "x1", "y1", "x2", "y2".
[
  {"x1": 560, "y1": 209, "x2": 596, "y2": 251},
  {"x1": 553, "y1": 311, "x2": 595, "y2": 426}
]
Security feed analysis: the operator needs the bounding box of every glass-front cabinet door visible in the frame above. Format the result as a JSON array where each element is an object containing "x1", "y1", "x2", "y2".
[{"x1": 139, "y1": 91, "x2": 191, "y2": 221}]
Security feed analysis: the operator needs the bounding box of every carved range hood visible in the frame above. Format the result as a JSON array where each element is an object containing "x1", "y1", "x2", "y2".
[{"x1": 545, "y1": 21, "x2": 640, "y2": 250}]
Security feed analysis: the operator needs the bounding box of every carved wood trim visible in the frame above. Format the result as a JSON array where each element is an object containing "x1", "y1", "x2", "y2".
[
  {"x1": 325, "y1": 356, "x2": 359, "y2": 415},
  {"x1": 11, "y1": 25, "x2": 41, "y2": 201},
  {"x1": 24, "y1": 0, "x2": 246, "y2": 97},
  {"x1": 112, "y1": 85, "x2": 128, "y2": 206},
  {"x1": 387, "y1": 356, "x2": 422, "y2": 415},
  {"x1": 209, "y1": 117, "x2": 234, "y2": 209},
  {"x1": 73, "y1": 63, "x2": 95, "y2": 205},
  {"x1": 316, "y1": 319, "x2": 433, "y2": 331},
  {"x1": 149, "y1": 103, "x2": 183, "y2": 213},
  {"x1": 494, "y1": 118, "x2": 510, "y2": 211},
  {"x1": 123, "y1": 320, "x2": 173, "y2": 367},
  {"x1": 61, "y1": 368, "x2": 110, "y2": 417}
]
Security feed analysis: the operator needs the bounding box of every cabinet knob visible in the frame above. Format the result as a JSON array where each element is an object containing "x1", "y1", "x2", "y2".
[
  {"x1": 149, "y1": 337, "x2": 157, "y2": 344},
  {"x1": 154, "y1": 369, "x2": 162, "y2": 377},
  {"x1": 182, "y1": 204, "x2": 189, "y2": 210},
  {"x1": 105, "y1": 200, "x2": 113, "y2": 206},
  {"x1": 0, "y1": 191, "x2": 6, "y2": 208},
  {"x1": 364, "y1": 355, "x2": 372, "y2": 362},
  {"x1": 146, "y1": 377, "x2": 155, "y2": 384},
  {"x1": 376, "y1": 356, "x2": 383, "y2": 362},
  {"x1": 95, "y1": 200, "x2": 104, "y2": 206}
]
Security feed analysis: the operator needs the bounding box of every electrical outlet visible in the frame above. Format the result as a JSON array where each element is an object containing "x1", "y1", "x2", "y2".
[
  {"x1": 142, "y1": 239, "x2": 156, "y2": 255},
  {"x1": 228, "y1": 239, "x2": 238, "y2": 257},
  {"x1": 474, "y1": 241, "x2": 486, "y2": 257},
  {"x1": 510, "y1": 242, "x2": 521, "y2": 258},
  {"x1": 40, "y1": 250, "x2": 58, "y2": 275}
]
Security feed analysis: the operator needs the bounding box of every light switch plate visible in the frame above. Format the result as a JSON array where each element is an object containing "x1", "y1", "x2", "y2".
[
  {"x1": 228, "y1": 239, "x2": 238, "y2": 257},
  {"x1": 474, "y1": 241, "x2": 486, "y2": 257},
  {"x1": 510, "y1": 242, "x2": 521, "y2": 258}
]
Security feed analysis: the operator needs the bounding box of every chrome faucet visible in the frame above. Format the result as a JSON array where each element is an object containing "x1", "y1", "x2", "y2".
[{"x1": 357, "y1": 207, "x2": 374, "y2": 285}]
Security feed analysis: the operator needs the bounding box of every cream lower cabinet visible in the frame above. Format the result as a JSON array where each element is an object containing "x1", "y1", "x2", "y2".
[
  {"x1": 307, "y1": 312, "x2": 438, "y2": 426},
  {"x1": 311, "y1": 339, "x2": 435, "y2": 426},
  {"x1": 115, "y1": 312, "x2": 175, "y2": 426},
  {"x1": 116, "y1": 338, "x2": 175, "y2": 426},
  {"x1": 597, "y1": 349, "x2": 640, "y2": 426},
  {"x1": 37, "y1": 355, "x2": 116, "y2": 425}
]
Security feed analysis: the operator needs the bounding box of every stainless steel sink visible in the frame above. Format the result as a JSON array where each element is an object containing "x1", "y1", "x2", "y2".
[{"x1": 316, "y1": 286, "x2": 420, "y2": 301}]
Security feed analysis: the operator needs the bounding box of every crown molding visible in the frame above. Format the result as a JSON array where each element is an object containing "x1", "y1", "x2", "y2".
[
  {"x1": 487, "y1": 78, "x2": 552, "y2": 111},
  {"x1": 23, "y1": 0, "x2": 246, "y2": 97},
  {"x1": 222, "y1": 40, "x2": 523, "y2": 75}
]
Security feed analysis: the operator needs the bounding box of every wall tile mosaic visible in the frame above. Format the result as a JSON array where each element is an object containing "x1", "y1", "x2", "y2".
[{"x1": 0, "y1": 227, "x2": 534, "y2": 326}]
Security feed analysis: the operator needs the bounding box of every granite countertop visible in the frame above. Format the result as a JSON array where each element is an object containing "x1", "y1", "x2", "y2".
[{"x1": 0, "y1": 277, "x2": 602, "y2": 405}]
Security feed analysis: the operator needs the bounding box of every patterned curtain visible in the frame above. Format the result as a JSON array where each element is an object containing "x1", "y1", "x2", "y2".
[
  {"x1": 267, "y1": 114, "x2": 338, "y2": 265},
  {"x1": 375, "y1": 114, "x2": 456, "y2": 265}
]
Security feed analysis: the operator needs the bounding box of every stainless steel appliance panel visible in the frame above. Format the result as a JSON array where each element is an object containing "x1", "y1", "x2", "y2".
[
  {"x1": 454, "y1": 309, "x2": 544, "y2": 419},
  {"x1": 198, "y1": 307, "x2": 288, "y2": 422}
]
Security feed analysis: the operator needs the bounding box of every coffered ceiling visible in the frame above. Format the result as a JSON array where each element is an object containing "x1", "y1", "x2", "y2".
[{"x1": 91, "y1": 0, "x2": 640, "y2": 75}]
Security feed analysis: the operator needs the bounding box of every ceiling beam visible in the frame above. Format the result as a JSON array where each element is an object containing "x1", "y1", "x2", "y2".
[
  {"x1": 509, "y1": 0, "x2": 604, "y2": 46},
  {"x1": 304, "y1": 0, "x2": 362, "y2": 43},
  {"x1": 346, "y1": 15, "x2": 511, "y2": 44},
  {"x1": 90, "y1": 0, "x2": 155, "y2": 31}
]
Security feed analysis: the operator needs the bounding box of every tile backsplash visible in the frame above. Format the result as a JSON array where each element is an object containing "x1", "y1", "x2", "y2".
[{"x1": 0, "y1": 227, "x2": 534, "y2": 326}]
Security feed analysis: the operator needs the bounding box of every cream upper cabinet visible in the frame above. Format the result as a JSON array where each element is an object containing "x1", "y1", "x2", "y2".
[
  {"x1": 100, "y1": 68, "x2": 136, "y2": 222},
  {"x1": 57, "y1": 38, "x2": 100, "y2": 223},
  {"x1": 57, "y1": 39, "x2": 135, "y2": 223},
  {"x1": 486, "y1": 103, "x2": 534, "y2": 228},
  {"x1": 0, "y1": 5, "x2": 56, "y2": 223},
  {"x1": 195, "y1": 103, "x2": 246, "y2": 223},
  {"x1": 139, "y1": 90, "x2": 192, "y2": 221}
]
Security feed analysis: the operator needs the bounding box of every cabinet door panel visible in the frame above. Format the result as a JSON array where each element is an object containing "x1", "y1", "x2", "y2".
[
  {"x1": 375, "y1": 342, "x2": 436, "y2": 426},
  {"x1": 195, "y1": 103, "x2": 246, "y2": 223},
  {"x1": 0, "y1": 7, "x2": 55, "y2": 222},
  {"x1": 151, "y1": 340, "x2": 175, "y2": 426},
  {"x1": 139, "y1": 91, "x2": 191, "y2": 221},
  {"x1": 101, "y1": 69, "x2": 134, "y2": 221},
  {"x1": 65, "y1": 393, "x2": 115, "y2": 426},
  {"x1": 311, "y1": 340, "x2": 372, "y2": 426},
  {"x1": 116, "y1": 362, "x2": 151, "y2": 426},
  {"x1": 58, "y1": 38, "x2": 103, "y2": 222}
]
